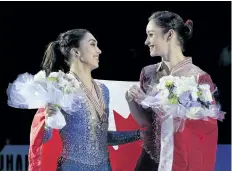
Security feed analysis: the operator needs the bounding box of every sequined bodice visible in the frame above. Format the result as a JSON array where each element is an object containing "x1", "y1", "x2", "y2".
[{"x1": 59, "y1": 83, "x2": 109, "y2": 165}]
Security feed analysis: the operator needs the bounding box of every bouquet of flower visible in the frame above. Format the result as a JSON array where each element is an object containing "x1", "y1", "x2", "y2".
[
  {"x1": 140, "y1": 75, "x2": 225, "y2": 129},
  {"x1": 7, "y1": 70, "x2": 84, "y2": 129}
]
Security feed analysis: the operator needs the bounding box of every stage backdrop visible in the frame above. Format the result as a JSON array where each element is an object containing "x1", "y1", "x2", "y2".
[{"x1": 0, "y1": 80, "x2": 230, "y2": 171}]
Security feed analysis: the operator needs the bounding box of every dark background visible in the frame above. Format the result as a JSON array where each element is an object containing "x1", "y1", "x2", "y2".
[{"x1": 0, "y1": 1, "x2": 231, "y2": 150}]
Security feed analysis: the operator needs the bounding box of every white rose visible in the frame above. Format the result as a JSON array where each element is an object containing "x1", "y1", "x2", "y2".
[
  {"x1": 34, "y1": 70, "x2": 46, "y2": 82},
  {"x1": 189, "y1": 86, "x2": 198, "y2": 92},
  {"x1": 188, "y1": 86, "x2": 199, "y2": 101},
  {"x1": 173, "y1": 76, "x2": 198, "y2": 97},
  {"x1": 65, "y1": 73, "x2": 81, "y2": 90},
  {"x1": 58, "y1": 77, "x2": 69, "y2": 88},
  {"x1": 173, "y1": 79, "x2": 185, "y2": 97},
  {"x1": 200, "y1": 90, "x2": 213, "y2": 102},
  {"x1": 191, "y1": 91, "x2": 198, "y2": 101},
  {"x1": 173, "y1": 84, "x2": 189, "y2": 97},
  {"x1": 178, "y1": 76, "x2": 197, "y2": 92},
  {"x1": 58, "y1": 70, "x2": 66, "y2": 77},
  {"x1": 64, "y1": 85, "x2": 75, "y2": 94},
  {"x1": 173, "y1": 78, "x2": 183, "y2": 87},
  {"x1": 157, "y1": 75, "x2": 176, "y2": 90},
  {"x1": 66, "y1": 73, "x2": 76, "y2": 81},
  {"x1": 159, "y1": 75, "x2": 175, "y2": 84},
  {"x1": 199, "y1": 84, "x2": 213, "y2": 102},
  {"x1": 172, "y1": 86, "x2": 184, "y2": 97},
  {"x1": 199, "y1": 84, "x2": 210, "y2": 90},
  {"x1": 185, "y1": 76, "x2": 197, "y2": 86},
  {"x1": 48, "y1": 72, "x2": 59, "y2": 78},
  {"x1": 73, "y1": 81, "x2": 81, "y2": 89},
  {"x1": 181, "y1": 76, "x2": 195, "y2": 83}
]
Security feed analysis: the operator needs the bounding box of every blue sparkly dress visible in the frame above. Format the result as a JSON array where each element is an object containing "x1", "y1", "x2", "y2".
[{"x1": 42, "y1": 80, "x2": 140, "y2": 171}]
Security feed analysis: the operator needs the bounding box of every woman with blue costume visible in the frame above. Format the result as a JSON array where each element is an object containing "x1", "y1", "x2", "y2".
[{"x1": 25, "y1": 29, "x2": 141, "y2": 171}]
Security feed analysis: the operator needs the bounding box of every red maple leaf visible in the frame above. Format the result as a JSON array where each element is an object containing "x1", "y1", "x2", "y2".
[{"x1": 108, "y1": 111, "x2": 142, "y2": 171}]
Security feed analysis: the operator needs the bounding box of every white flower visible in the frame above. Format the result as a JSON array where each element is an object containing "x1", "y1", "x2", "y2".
[
  {"x1": 66, "y1": 73, "x2": 76, "y2": 81},
  {"x1": 173, "y1": 77, "x2": 183, "y2": 87},
  {"x1": 181, "y1": 76, "x2": 197, "y2": 89},
  {"x1": 157, "y1": 75, "x2": 176, "y2": 90},
  {"x1": 181, "y1": 76, "x2": 197, "y2": 87},
  {"x1": 199, "y1": 84, "x2": 213, "y2": 102},
  {"x1": 48, "y1": 70, "x2": 65, "y2": 78},
  {"x1": 199, "y1": 84, "x2": 210, "y2": 90},
  {"x1": 48, "y1": 72, "x2": 59, "y2": 78},
  {"x1": 58, "y1": 70, "x2": 66, "y2": 77},
  {"x1": 188, "y1": 85, "x2": 199, "y2": 101},
  {"x1": 172, "y1": 76, "x2": 198, "y2": 98},
  {"x1": 64, "y1": 85, "x2": 76, "y2": 94},
  {"x1": 34, "y1": 70, "x2": 46, "y2": 82},
  {"x1": 46, "y1": 71, "x2": 83, "y2": 95},
  {"x1": 172, "y1": 83, "x2": 188, "y2": 97},
  {"x1": 172, "y1": 87, "x2": 181, "y2": 96},
  {"x1": 57, "y1": 77, "x2": 69, "y2": 88},
  {"x1": 73, "y1": 81, "x2": 81, "y2": 89},
  {"x1": 191, "y1": 91, "x2": 198, "y2": 101},
  {"x1": 186, "y1": 107, "x2": 201, "y2": 119},
  {"x1": 189, "y1": 86, "x2": 198, "y2": 92},
  {"x1": 66, "y1": 73, "x2": 81, "y2": 89}
]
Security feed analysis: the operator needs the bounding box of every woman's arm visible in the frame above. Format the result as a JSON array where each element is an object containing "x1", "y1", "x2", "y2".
[
  {"x1": 107, "y1": 130, "x2": 140, "y2": 146},
  {"x1": 126, "y1": 96, "x2": 151, "y2": 127},
  {"x1": 125, "y1": 68, "x2": 152, "y2": 127}
]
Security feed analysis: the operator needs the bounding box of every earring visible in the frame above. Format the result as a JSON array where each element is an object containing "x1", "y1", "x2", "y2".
[{"x1": 167, "y1": 34, "x2": 172, "y2": 41}]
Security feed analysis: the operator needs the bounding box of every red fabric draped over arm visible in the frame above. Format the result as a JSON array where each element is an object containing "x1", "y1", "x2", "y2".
[{"x1": 28, "y1": 108, "x2": 62, "y2": 171}]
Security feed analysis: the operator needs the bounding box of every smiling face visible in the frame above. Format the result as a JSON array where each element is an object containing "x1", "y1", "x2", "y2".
[
  {"x1": 77, "y1": 32, "x2": 102, "y2": 70},
  {"x1": 145, "y1": 20, "x2": 169, "y2": 57}
]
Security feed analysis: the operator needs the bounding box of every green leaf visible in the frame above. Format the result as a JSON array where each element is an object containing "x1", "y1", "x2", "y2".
[
  {"x1": 168, "y1": 94, "x2": 178, "y2": 104},
  {"x1": 47, "y1": 77, "x2": 57, "y2": 82}
]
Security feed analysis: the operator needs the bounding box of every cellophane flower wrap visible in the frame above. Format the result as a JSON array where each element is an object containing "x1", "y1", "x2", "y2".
[
  {"x1": 140, "y1": 75, "x2": 225, "y2": 132},
  {"x1": 7, "y1": 70, "x2": 85, "y2": 129}
]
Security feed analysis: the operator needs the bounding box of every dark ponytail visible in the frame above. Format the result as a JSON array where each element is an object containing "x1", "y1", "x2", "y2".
[
  {"x1": 41, "y1": 41, "x2": 67, "y2": 76},
  {"x1": 41, "y1": 29, "x2": 89, "y2": 76}
]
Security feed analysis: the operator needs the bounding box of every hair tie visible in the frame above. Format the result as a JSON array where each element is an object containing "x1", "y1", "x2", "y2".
[{"x1": 185, "y1": 19, "x2": 191, "y2": 25}]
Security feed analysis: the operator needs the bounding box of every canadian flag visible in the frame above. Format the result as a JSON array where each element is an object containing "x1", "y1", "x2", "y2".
[
  {"x1": 30, "y1": 80, "x2": 142, "y2": 171},
  {"x1": 100, "y1": 80, "x2": 142, "y2": 171}
]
